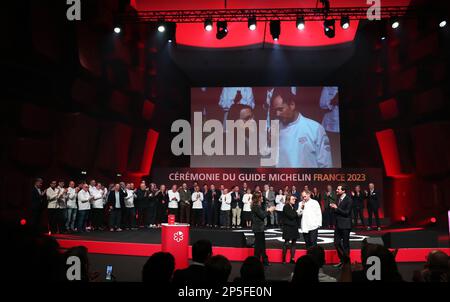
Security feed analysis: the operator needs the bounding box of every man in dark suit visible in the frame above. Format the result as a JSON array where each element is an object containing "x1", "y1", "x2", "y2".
[
  {"x1": 205, "y1": 184, "x2": 220, "y2": 227},
  {"x1": 330, "y1": 183, "x2": 353, "y2": 268},
  {"x1": 230, "y1": 186, "x2": 244, "y2": 228},
  {"x1": 365, "y1": 182, "x2": 381, "y2": 231},
  {"x1": 107, "y1": 183, "x2": 127, "y2": 231},
  {"x1": 31, "y1": 178, "x2": 46, "y2": 231},
  {"x1": 172, "y1": 240, "x2": 212, "y2": 283}
]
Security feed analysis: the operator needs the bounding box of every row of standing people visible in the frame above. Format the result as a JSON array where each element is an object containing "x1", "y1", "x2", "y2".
[{"x1": 31, "y1": 178, "x2": 381, "y2": 233}]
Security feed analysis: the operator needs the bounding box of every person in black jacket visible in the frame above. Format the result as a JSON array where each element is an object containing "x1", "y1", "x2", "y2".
[
  {"x1": 135, "y1": 182, "x2": 150, "y2": 228},
  {"x1": 205, "y1": 184, "x2": 221, "y2": 227},
  {"x1": 251, "y1": 192, "x2": 275, "y2": 266},
  {"x1": 155, "y1": 184, "x2": 169, "y2": 226},
  {"x1": 31, "y1": 178, "x2": 46, "y2": 231},
  {"x1": 107, "y1": 183, "x2": 127, "y2": 232},
  {"x1": 282, "y1": 194, "x2": 300, "y2": 264},
  {"x1": 330, "y1": 184, "x2": 353, "y2": 268},
  {"x1": 365, "y1": 183, "x2": 381, "y2": 231},
  {"x1": 351, "y1": 185, "x2": 365, "y2": 228}
]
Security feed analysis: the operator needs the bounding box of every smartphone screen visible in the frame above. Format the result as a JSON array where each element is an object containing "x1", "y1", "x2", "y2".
[{"x1": 105, "y1": 265, "x2": 113, "y2": 280}]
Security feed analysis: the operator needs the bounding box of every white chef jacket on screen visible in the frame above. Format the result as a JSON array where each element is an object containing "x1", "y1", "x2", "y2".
[
  {"x1": 319, "y1": 86, "x2": 340, "y2": 133},
  {"x1": 218, "y1": 87, "x2": 255, "y2": 110},
  {"x1": 276, "y1": 113, "x2": 332, "y2": 168}
]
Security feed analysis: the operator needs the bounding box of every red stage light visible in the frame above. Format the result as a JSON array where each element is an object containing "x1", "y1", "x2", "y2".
[
  {"x1": 20, "y1": 218, "x2": 27, "y2": 225},
  {"x1": 430, "y1": 217, "x2": 437, "y2": 223},
  {"x1": 400, "y1": 216, "x2": 406, "y2": 222}
]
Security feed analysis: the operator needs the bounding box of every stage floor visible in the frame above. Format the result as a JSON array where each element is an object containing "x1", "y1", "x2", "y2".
[{"x1": 53, "y1": 226, "x2": 449, "y2": 264}]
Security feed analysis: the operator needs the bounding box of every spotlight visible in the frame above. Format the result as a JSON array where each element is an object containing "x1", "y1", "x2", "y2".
[
  {"x1": 204, "y1": 19, "x2": 213, "y2": 31},
  {"x1": 430, "y1": 217, "x2": 437, "y2": 224},
  {"x1": 20, "y1": 218, "x2": 27, "y2": 226},
  {"x1": 165, "y1": 22, "x2": 176, "y2": 43},
  {"x1": 296, "y1": 16, "x2": 305, "y2": 30},
  {"x1": 216, "y1": 21, "x2": 228, "y2": 39},
  {"x1": 113, "y1": 26, "x2": 121, "y2": 34},
  {"x1": 324, "y1": 19, "x2": 335, "y2": 38},
  {"x1": 391, "y1": 17, "x2": 399, "y2": 29},
  {"x1": 341, "y1": 16, "x2": 350, "y2": 29},
  {"x1": 270, "y1": 20, "x2": 281, "y2": 41},
  {"x1": 439, "y1": 19, "x2": 447, "y2": 28},
  {"x1": 81, "y1": 171, "x2": 87, "y2": 175},
  {"x1": 117, "y1": 173, "x2": 122, "y2": 177},
  {"x1": 400, "y1": 216, "x2": 407, "y2": 222},
  {"x1": 157, "y1": 20, "x2": 166, "y2": 33},
  {"x1": 248, "y1": 16, "x2": 257, "y2": 31}
]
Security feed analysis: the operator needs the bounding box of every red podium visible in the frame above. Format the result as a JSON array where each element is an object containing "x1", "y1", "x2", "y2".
[{"x1": 161, "y1": 223, "x2": 190, "y2": 269}]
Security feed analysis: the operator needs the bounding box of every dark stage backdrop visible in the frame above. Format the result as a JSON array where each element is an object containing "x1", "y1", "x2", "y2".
[{"x1": 151, "y1": 167, "x2": 383, "y2": 214}]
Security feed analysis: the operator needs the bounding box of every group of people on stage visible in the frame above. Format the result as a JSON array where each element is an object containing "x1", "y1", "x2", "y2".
[{"x1": 31, "y1": 177, "x2": 380, "y2": 233}]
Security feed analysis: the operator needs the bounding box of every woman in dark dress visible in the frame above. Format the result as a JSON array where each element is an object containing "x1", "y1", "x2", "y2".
[
  {"x1": 282, "y1": 194, "x2": 300, "y2": 264},
  {"x1": 311, "y1": 187, "x2": 321, "y2": 204},
  {"x1": 251, "y1": 191, "x2": 275, "y2": 266},
  {"x1": 155, "y1": 184, "x2": 169, "y2": 227}
]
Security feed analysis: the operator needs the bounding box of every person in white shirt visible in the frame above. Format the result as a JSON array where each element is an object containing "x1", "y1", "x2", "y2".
[
  {"x1": 319, "y1": 86, "x2": 339, "y2": 133},
  {"x1": 242, "y1": 188, "x2": 253, "y2": 228},
  {"x1": 90, "y1": 182, "x2": 106, "y2": 231},
  {"x1": 46, "y1": 180, "x2": 60, "y2": 234},
  {"x1": 191, "y1": 185, "x2": 204, "y2": 227},
  {"x1": 219, "y1": 87, "x2": 255, "y2": 131},
  {"x1": 271, "y1": 88, "x2": 332, "y2": 168},
  {"x1": 275, "y1": 189, "x2": 286, "y2": 227},
  {"x1": 168, "y1": 184, "x2": 180, "y2": 222},
  {"x1": 88, "y1": 179, "x2": 96, "y2": 195},
  {"x1": 219, "y1": 188, "x2": 232, "y2": 228},
  {"x1": 297, "y1": 190, "x2": 322, "y2": 249},
  {"x1": 65, "y1": 181, "x2": 78, "y2": 232},
  {"x1": 76, "y1": 184, "x2": 93, "y2": 232},
  {"x1": 124, "y1": 183, "x2": 137, "y2": 230}
]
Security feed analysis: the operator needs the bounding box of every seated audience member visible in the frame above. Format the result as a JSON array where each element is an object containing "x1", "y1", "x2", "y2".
[
  {"x1": 306, "y1": 246, "x2": 336, "y2": 282},
  {"x1": 350, "y1": 240, "x2": 403, "y2": 282},
  {"x1": 142, "y1": 252, "x2": 175, "y2": 283},
  {"x1": 1, "y1": 223, "x2": 65, "y2": 281},
  {"x1": 173, "y1": 240, "x2": 212, "y2": 283},
  {"x1": 234, "y1": 256, "x2": 265, "y2": 283},
  {"x1": 291, "y1": 255, "x2": 319, "y2": 283},
  {"x1": 64, "y1": 246, "x2": 98, "y2": 282},
  {"x1": 205, "y1": 255, "x2": 232, "y2": 284},
  {"x1": 413, "y1": 250, "x2": 449, "y2": 282}
]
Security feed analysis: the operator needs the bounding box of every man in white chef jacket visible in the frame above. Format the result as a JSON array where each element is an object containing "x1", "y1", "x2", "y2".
[{"x1": 270, "y1": 88, "x2": 332, "y2": 168}]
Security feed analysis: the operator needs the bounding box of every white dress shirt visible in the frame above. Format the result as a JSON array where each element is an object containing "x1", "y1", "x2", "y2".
[
  {"x1": 91, "y1": 187, "x2": 105, "y2": 209},
  {"x1": 220, "y1": 193, "x2": 232, "y2": 211},
  {"x1": 57, "y1": 186, "x2": 67, "y2": 209},
  {"x1": 168, "y1": 189, "x2": 180, "y2": 208},
  {"x1": 275, "y1": 194, "x2": 286, "y2": 211},
  {"x1": 124, "y1": 189, "x2": 135, "y2": 208},
  {"x1": 191, "y1": 191, "x2": 204, "y2": 209},
  {"x1": 66, "y1": 187, "x2": 77, "y2": 209},
  {"x1": 297, "y1": 198, "x2": 322, "y2": 233},
  {"x1": 77, "y1": 190, "x2": 91, "y2": 210},
  {"x1": 277, "y1": 113, "x2": 332, "y2": 168},
  {"x1": 242, "y1": 193, "x2": 253, "y2": 212},
  {"x1": 46, "y1": 187, "x2": 59, "y2": 209}
]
